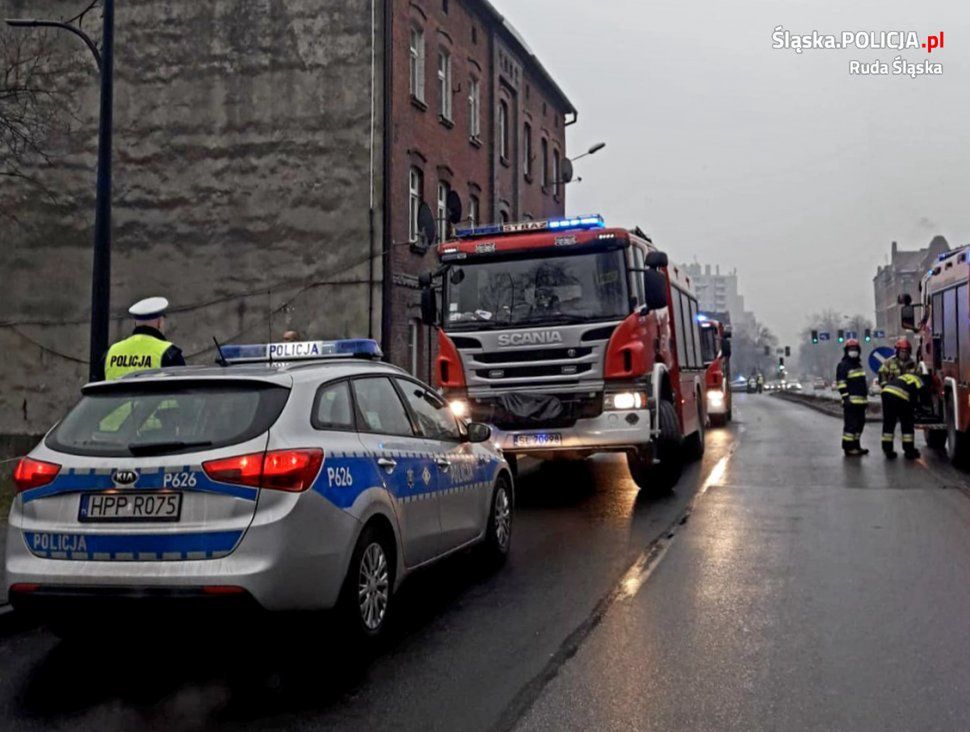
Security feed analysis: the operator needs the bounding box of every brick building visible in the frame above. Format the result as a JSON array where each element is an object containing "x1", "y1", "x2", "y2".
[
  {"x1": 384, "y1": 0, "x2": 575, "y2": 381},
  {"x1": 873, "y1": 236, "x2": 950, "y2": 333},
  {"x1": 0, "y1": 0, "x2": 574, "y2": 435}
]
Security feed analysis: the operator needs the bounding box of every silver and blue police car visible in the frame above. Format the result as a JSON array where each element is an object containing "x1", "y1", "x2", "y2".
[{"x1": 7, "y1": 339, "x2": 513, "y2": 641}]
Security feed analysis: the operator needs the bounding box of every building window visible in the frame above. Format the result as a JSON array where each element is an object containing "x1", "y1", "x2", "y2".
[
  {"x1": 468, "y1": 77, "x2": 481, "y2": 139},
  {"x1": 468, "y1": 194, "x2": 480, "y2": 227},
  {"x1": 523, "y1": 122, "x2": 532, "y2": 178},
  {"x1": 500, "y1": 210, "x2": 510, "y2": 224},
  {"x1": 472, "y1": 26, "x2": 478, "y2": 44},
  {"x1": 442, "y1": 0, "x2": 449, "y2": 13},
  {"x1": 438, "y1": 50, "x2": 452, "y2": 121},
  {"x1": 499, "y1": 100, "x2": 510, "y2": 162},
  {"x1": 540, "y1": 138, "x2": 549, "y2": 189},
  {"x1": 409, "y1": 27, "x2": 425, "y2": 103},
  {"x1": 552, "y1": 149, "x2": 561, "y2": 198},
  {"x1": 408, "y1": 319, "x2": 420, "y2": 375},
  {"x1": 436, "y1": 180, "x2": 450, "y2": 242},
  {"x1": 409, "y1": 167, "x2": 424, "y2": 241}
]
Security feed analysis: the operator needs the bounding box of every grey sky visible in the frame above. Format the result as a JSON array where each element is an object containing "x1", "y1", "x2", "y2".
[{"x1": 500, "y1": 0, "x2": 970, "y2": 346}]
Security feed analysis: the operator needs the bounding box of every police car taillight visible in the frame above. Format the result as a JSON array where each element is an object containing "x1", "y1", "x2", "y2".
[
  {"x1": 203, "y1": 449, "x2": 324, "y2": 493},
  {"x1": 12, "y1": 457, "x2": 60, "y2": 493}
]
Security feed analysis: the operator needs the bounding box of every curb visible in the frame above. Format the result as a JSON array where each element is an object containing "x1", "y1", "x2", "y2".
[{"x1": 771, "y1": 392, "x2": 883, "y2": 423}]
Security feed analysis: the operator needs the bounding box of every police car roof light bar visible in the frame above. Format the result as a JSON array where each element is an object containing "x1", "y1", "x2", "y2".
[
  {"x1": 454, "y1": 214, "x2": 604, "y2": 240},
  {"x1": 218, "y1": 339, "x2": 383, "y2": 365}
]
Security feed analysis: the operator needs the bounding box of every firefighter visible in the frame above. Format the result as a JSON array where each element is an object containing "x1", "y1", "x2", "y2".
[
  {"x1": 836, "y1": 338, "x2": 869, "y2": 456},
  {"x1": 756, "y1": 373, "x2": 764, "y2": 393},
  {"x1": 880, "y1": 372, "x2": 928, "y2": 459},
  {"x1": 878, "y1": 337, "x2": 917, "y2": 386}
]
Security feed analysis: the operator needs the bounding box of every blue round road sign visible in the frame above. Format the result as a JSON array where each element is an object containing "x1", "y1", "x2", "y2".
[{"x1": 869, "y1": 346, "x2": 894, "y2": 374}]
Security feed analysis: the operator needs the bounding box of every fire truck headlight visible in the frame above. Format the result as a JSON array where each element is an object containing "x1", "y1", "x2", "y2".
[
  {"x1": 605, "y1": 391, "x2": 648, "y2": 411},
  {"x1": 449, "y1": 399, "x2": 470, "y2": 418},
  {"x1": 707, "y1": 390, "x2": 725, "y2": 409}
]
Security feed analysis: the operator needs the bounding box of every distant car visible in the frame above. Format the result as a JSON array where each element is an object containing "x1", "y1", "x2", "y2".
[
  {"x1": 813, "y1": 378, "x2": 827, "y2": 390},
  {"x1": 786, "y1": 382, "x2": 803, "y2": 391},
  {"x1": 7, "y1": 338, "x2": 514, "y2": 643}
]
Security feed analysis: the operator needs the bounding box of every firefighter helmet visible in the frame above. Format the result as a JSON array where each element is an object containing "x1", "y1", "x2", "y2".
[
  {"x1": 844, "y1": 338, "x2": 860, "y2": 349},
  {"x1": 895, "y1": 337, "x2": 912, "y2": 352}
]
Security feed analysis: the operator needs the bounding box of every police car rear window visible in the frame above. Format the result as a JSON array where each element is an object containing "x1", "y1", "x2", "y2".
[{"x1": 47, "y1": 381, "x2": 290, "y2": 457}]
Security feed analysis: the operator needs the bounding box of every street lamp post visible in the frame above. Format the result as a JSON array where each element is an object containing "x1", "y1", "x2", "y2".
[{"x1": 7, "y1": 0, "x2": 114, "y2": 382}]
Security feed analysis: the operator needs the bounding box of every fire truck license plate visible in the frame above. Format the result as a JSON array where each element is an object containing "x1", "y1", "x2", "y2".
[
  {"x1": 512, "y1": 433, "x2": 562, "y2": 448},
  {"x1": 79, "y1": 492, "x2": 182, "y2": 523}
]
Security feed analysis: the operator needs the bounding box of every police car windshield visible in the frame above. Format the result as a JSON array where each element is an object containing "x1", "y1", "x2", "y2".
[
  {"x1": 47, "y1": 381, "x2": 290, "y2": 457},
  {"x1": 444, "y1": 249, "x2": 628, "y2": 331}
]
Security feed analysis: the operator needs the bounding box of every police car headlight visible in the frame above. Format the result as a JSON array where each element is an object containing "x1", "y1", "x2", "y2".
[
  {"x1": 605, "y1": 391, "x2": 648, "y2": 411},
  {"x1": 449, "y1": 399, "x2": 470, "y2": 418}
]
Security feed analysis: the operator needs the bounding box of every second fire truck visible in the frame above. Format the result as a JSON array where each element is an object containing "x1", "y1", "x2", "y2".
[
  {"x1": 419, "y1": 215, "x2": 708, "y2": 493},
  {"x1": 900, "y1": 244, "x2": 970, "y2": 464}
]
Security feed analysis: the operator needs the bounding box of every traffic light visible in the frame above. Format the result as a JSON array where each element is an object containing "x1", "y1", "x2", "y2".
[
  {"x1": 864, "y1": 328, "x2": 871, "y2": 343},
  {"x1": 785, "y1": 346, "x2": 791, "y2": 357},
  {"x1": 764, "y1": 345, "x2": 770, "y2": 356},
  {"x1": 811, "y1": 329, "x2": 819, "y2": 344},
  {"x1": 837, "y1": 329, "x2": 845, "y2": 343}
]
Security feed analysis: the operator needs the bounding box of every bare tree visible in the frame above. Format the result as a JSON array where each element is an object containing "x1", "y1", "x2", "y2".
[{"x1": 0, "y1": 2, "x2": 99, "y2": 220}]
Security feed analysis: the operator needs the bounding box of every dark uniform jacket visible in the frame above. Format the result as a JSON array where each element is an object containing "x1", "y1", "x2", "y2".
[
  {"x1": 881, "y1": 373, "x2": 928, "y2": 406},
  {"x1": 836, "y1": 357, "x2": 869, "y2": 406}
]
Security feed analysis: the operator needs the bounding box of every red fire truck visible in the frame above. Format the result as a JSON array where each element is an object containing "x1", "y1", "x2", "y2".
[
  {"x1": 900, "y1": 245, "x2": 970, "y2": 463},
  {"x1": 419, "y1": 214, "x2": 708, "y2": 493},
  {"x1": 699, "y1": 316, "x2": 732, "y2": 427}
]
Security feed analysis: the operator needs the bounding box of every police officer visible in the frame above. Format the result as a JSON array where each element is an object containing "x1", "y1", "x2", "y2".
[
  {"x1": 880, "y1": 372, "x2": 928, "y2": 459},
  {"x1": 756, "y1": 373, "x2": 764, "y2": 393},
  {"x1": 836, "y1": 338, "x2": 869, "y2": 456},
  {"x1": 103, "y1": 297, "x2": 185, "y2": 381},
  {"x1": 878, "y1": 337, "x2": 917, "y2": 386}
]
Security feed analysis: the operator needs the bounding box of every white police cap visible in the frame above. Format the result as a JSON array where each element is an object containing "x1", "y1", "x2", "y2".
[{"x1": 128, "y1": 296, "x2": 169, "y2": 320}]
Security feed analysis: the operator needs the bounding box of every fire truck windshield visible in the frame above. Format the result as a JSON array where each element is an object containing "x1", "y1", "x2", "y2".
[{"x1": 444, "y1": 249, "x2": 629, "y2": 331}]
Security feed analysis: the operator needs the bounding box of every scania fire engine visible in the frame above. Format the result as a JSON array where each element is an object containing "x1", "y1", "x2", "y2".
[
  {"x1": 900, "y1": 245, "x2": 970, "y2": 464},
  {"x1": 419, "y1": 215, "x2": 708, "y2": 493},
  {"x1": 699, "y1": 316, "x2": 732, "y2": 427}
]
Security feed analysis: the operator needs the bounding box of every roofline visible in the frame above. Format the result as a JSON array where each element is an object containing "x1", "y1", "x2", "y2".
[{"x1": 476, "y1": 0, "x2": 577, "y2": 116}]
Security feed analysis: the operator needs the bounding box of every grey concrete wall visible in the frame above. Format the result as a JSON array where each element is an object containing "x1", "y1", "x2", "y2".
[{"x1": 0, "y1": 0, "x2": 384, "y2": 433}]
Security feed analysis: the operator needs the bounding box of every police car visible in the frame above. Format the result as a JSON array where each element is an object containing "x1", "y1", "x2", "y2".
[{"x1": 7, "y1": 339, "x2": 513, "y2": 641}]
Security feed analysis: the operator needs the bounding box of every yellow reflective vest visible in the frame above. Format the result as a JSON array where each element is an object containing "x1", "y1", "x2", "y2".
[{"x1": 104, "y1": 332, "x2": 176, "y2": 381}]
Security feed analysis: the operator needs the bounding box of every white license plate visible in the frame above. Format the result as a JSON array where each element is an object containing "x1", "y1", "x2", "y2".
[
  {"x1": 512, "y1": 433, "x2": 563, "y2": 448},
  {"x1": 79, "y1": 492, "x2": 182, "y2": 523}
]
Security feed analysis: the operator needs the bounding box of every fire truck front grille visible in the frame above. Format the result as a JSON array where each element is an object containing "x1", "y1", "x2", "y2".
[
  {"x1": 469, "y1": 393, "x2": 604, "y2": 430},
  {"x1": 474, "y1": 364, "x2": 593, "y2": 380},
  {"x1": 474, "y1": 347, "x2": 593, "y2": 364}
]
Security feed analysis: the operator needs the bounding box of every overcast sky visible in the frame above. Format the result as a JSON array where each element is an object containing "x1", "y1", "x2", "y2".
[{"x1": 501, "y1": 0, "x2": 970, "y2": 346}]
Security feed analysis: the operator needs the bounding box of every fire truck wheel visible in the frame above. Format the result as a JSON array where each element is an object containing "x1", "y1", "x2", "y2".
[
  {"x1": 945, "y1": 398, "x2": 968, "y2": 466},
  {"x1": 628, "y1": 400, "x2": 683, "y2": 494},
  {"x1": 926, "y1": 429, "x2": 947, "y2": 450},
  {"x1": 685, "y1": 391, "x2": 705, "y2": 461}
]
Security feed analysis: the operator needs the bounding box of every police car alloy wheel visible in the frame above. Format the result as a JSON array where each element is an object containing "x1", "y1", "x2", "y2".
[
  {"x1": 482, "y1": 476, "x2": 513, "y2": 563},
  {"x1": 359, "y1": 541, "x2": 390, "y2": 631}
]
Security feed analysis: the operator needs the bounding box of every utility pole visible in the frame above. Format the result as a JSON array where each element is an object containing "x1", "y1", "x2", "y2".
[{"x1": 7, "y1": 0, "x2": 115, "y2": 381}]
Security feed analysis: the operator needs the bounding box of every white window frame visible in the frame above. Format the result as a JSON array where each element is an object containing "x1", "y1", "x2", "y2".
[
  {"x1": 409, "y1": 167, "x2": 423, "y2": 241},
  {"x1": 436, "y1": 180, "x2": 450, "y2": 242},
  {"x1": 499, "y1": 101, "x2": 510, "y2": 161},
  {"x1": 468, "y1": 77, "x2": 481, "y2": 139},
  {"x1": 552, "y1": 149, "x2": 561, "y2": 197},
  {"x1": 438, "y1": 49, "x2": 452, "y2": 120},
  {"x1": 523, "y1": 122, "x2": 532, "y2": 177},
  {"x1": 409, "y1": 26, "x2": 425, "y2": 102},
  {"x1": 468, "y1": 194, "x2": 480, "y2": 227}
]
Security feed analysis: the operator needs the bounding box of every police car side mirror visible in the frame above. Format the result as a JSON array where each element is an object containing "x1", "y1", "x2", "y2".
[{"x1": 466, "y1": 422, "x2": 491, "y2": 443}]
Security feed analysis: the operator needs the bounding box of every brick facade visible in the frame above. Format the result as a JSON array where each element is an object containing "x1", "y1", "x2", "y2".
[{"x1": 384, "y1": 0, "x2": 575, "y2": 378}]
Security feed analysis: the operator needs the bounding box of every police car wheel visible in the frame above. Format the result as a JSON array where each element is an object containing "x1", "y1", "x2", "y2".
[
  {"x1": 341, "y1": 524, "x2": 395, "y2": 642},
  {"x1": 481, "y1": 476, "x2": 513, "y2": 565}
]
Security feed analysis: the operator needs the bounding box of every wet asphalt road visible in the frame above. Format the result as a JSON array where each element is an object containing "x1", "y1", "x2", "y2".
[{"x1": 0, "y1": 394, "x2": 969, "y2": 731}]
